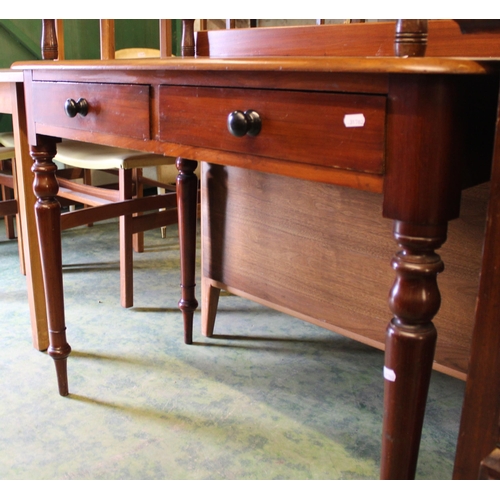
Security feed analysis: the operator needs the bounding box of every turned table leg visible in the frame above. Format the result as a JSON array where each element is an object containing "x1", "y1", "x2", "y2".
[
  {"x1": 380, "y1": 221, "x2": 447, "y2": 479},
  {"x1": 176, "y1": 157, "x2": 199, "y2": 344},
  {"x1": 31, "y1": 137, "x2": 70, "y2": 396},
  {"x1": 380, "y1": 71, "x2": 470, "y2": 478}
]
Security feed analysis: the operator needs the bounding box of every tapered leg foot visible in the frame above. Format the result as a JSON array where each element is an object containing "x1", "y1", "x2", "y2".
[
  {"x1": 380, "y1": 221, "x2": 446, "y2": 479},
  {"x1": 201, "y1": 278, "x2": 221, "y2": 337},
  {"x1": 49, "y1": 341, "x2": 71, "y2": 396}
]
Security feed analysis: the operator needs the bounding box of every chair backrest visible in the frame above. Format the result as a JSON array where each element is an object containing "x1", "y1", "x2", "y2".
[
  {"x1": 190, "y1": 19, "x2": 500, "y2": 58},
  {"x1": 41, "y1": 20, "x2": 172, "y2": 61},
  {"x1": 115, "y1": 48, "x2": 161, "y2": 59}
]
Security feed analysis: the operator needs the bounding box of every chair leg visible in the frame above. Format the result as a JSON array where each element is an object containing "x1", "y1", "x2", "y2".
[
  {"x1": 158, "y1": 186, "x2": 167, "y2": 238},
  {"x1": 2, "y1": 199, "x2": 16, "y2": 239},
  {"x1": 11, "y1": 158, "x2": 26, "y2": 275},
  {"x1": 1, "y1": 159, "x2": 16, "y2": 239},
  {"x1": 83, "y1": 169, "x2": 93, "y2": 227},
  {"x1": 119, "y1": 169, "x2": 134, "y2": 308},
  {"x1": 132, "y1": 168, "x2": 144, "y2": 253}
]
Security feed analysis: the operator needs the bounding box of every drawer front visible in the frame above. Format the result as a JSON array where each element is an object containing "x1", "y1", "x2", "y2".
[
  {"x1": 32, "y1": 82, "x2": 151, "y2": 140},
  {"x1": 159, "y1": 86, "x2": 386, "y2": 174}
]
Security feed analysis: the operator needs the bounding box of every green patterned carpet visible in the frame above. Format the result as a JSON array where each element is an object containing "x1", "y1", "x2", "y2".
[{"x1": 0, "y1": 219, "x2": 465, "y2": 480}]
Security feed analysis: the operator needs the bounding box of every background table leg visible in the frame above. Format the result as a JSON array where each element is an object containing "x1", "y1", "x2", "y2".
[{"x1": 176, "y1": 157, "x2": 198, "y2": 344}]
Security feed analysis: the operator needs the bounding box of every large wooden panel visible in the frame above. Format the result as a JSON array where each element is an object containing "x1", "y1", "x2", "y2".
[
  {"x1": 160, "y1": 86, "x2": 386, "y2": 174},
  {"x1": 202, "y1": 164, "x2": 487, "y2": 379},
  {"x1": 454, "y1": 94, "x2": 500, "y2": 478},
  {"x1": 196, "y1": 20, "x2": 500, "y2": 58}
]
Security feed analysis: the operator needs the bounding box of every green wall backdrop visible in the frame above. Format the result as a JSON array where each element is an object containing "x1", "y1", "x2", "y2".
[{"x1": 0, "y1": 19, "x2": 181, "y2": 131}]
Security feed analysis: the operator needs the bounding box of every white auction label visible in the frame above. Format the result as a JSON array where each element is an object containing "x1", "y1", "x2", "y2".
[
  {"x1": 383, "y1": 366, "x2": 396, "y2": 382},
  {"x1": 343, "y1": 113, "x2": 366, "y2": 128}
]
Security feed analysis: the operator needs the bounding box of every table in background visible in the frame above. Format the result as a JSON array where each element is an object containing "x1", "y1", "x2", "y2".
[{"x1": 0, "y1": 69, "x2": 48, "y2": 351}]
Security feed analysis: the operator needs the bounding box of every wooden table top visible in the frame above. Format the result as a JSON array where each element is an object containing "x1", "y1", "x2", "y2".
[
  {"x1": 13, "y1": 56, "x2": 500, "y2": 76},
  {"x1": 0, "y1": 69, "x2": 23, "y2": 83}
]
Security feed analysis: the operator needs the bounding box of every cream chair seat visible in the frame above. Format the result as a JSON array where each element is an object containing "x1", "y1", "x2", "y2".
[
  {"x1": 54, "y1": 140, "x2": 174, "y2": 172},
  {"x1": 0, "y1": 132, "x2": 181, "y2": 309},
  {"x1": 1, "y1": 132, "x2": 176, "y2": 174},
  {"x1": 0, "y1": 133, "x2": 14, "y2": 148},
  {"x1": 0, "y1": 147, "x2": 14, "y2": 159},
  {"x1": 0, "y1": 146, "x2": 15, "y2": 161}
]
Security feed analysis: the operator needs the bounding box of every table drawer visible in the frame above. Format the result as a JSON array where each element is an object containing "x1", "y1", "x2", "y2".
[
  {"x1": 32, "y1": 82, "x2": 151, "y2": 140},
  {"x1": 159, "y1": 86, "x2": 386, "y2": 174}
]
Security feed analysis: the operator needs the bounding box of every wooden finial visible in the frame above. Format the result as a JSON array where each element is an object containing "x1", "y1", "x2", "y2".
[
  {"x1": 394, "y1": 20, "x2": 428, "y2": 57},
  {"x1": 181, "y1": 20, "x2": 195, "y2": 57},
  {"x1": 41, "y1": 20, "x2": 58, "y2": 60}
]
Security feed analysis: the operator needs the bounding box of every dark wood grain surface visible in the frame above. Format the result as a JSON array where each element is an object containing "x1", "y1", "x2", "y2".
[{"x1": 17, "y1": 19, "x2": 500, "y2": 479}]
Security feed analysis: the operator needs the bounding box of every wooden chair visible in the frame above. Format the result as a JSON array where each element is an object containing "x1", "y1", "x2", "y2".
[
  {"x1": 0, "y1": 138, "x2": 26, "y2": 276},
  {"x1": 0, "y1": 145, "x2": 18, "y2": 240},
  {"x1": 113, "y1": 46, "x2": 198, "y2": 239},
  {"x1": 39, "y1": 20, "x2": 187, "y2": 308}
]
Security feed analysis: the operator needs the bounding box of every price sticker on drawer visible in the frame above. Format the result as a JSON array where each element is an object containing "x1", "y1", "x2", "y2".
[{"x1": 343, "y1": 113, "x2": 366, "y2": 128}]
